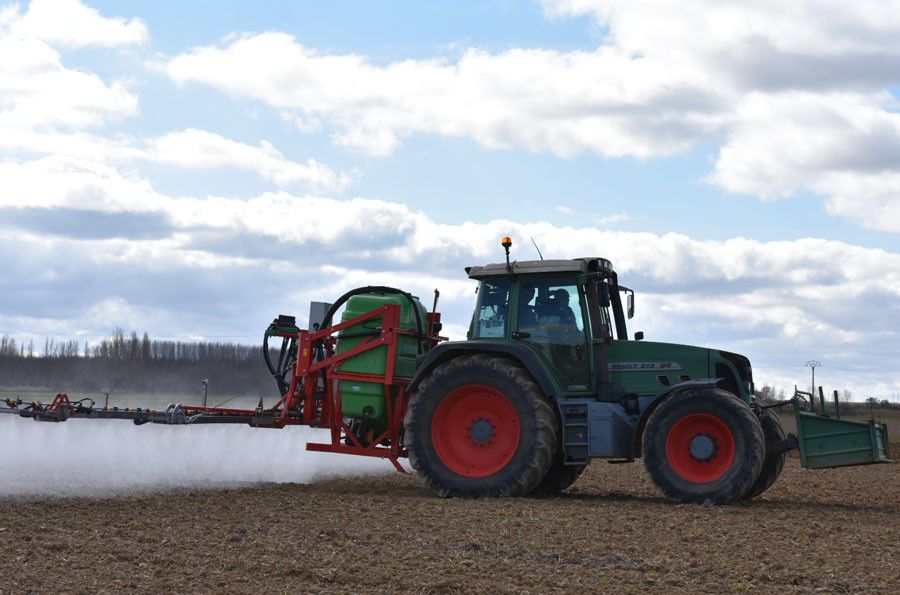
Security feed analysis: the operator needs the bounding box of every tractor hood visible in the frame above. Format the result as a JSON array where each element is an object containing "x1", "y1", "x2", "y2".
[{"x1": 607, "y1": 340, "x2": 754, "y2": 402}]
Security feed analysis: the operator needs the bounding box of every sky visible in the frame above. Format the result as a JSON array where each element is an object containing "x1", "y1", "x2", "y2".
[{"x1": 1, "y1": 0, "x2": 900, "y2": 399}]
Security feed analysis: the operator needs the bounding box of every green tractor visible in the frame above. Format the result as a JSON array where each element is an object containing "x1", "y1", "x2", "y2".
[
  {"x1": 7, "y1": 239, "x2": 888, "y2": 504},
  {"x1": 403, "y1": 241, "x2": 891, "y2": 503}
]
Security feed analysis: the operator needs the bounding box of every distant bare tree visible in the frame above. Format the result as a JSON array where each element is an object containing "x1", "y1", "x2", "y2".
[
  {"x1": 141, "y1": 332, "x2": 151, "y2": 361},
  {"x1": 756, "y1": 385, "x2": 779, "y2": 403}
]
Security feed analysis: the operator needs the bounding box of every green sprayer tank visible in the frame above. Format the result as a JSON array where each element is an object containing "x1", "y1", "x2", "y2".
[{"x1": 337, "y1": 292, "x2": 427, "y2": 430}]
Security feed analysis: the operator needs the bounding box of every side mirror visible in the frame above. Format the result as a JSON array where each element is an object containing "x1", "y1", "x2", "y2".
[
  {"x1": 634, "y1": 331, "x2": 644, "y2": 341},
  {"x1": 599, "y1": 281, "x2": 611, "y2": 307},
  {"x1": 627, "y1": 292, "x2": 634, "y2": 319}
]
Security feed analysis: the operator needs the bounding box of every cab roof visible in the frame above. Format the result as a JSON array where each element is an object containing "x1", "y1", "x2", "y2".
[{"x1": 466, "y1": 257, "x2": 613, "y2": 279}]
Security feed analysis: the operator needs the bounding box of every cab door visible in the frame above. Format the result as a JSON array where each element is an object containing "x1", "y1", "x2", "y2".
[{"x1": 515, "y1": 276, "x2": 592, "y2": 393}]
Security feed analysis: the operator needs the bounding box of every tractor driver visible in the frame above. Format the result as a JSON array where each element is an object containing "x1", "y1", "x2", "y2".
[{"x1": 552, "y1": 288, "x2": 577, "y2": 327}]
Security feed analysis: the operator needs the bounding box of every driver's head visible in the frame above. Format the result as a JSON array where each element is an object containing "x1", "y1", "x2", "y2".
[{"x1": 554, "y1": 288, "x2": 570, "y2": 306}]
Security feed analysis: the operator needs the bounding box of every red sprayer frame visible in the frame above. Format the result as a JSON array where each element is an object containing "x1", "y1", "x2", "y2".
[
  {"x1": 281, "y1": 303, "x2": 421, "y2": 472},
  {"x1": 1, "y1": 303, "x2": 444, "y2": 473},
  {"x1": 235, "y1": 303, "x2": 442, "y2": 471}
]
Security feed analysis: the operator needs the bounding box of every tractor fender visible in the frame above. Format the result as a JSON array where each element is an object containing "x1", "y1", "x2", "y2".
[
  {"x1": 632, "y1": 378, "x2": 723, "y2": 455},
  {"x1": 408, "y1": 341, "x2": 560, "y2": 399}
]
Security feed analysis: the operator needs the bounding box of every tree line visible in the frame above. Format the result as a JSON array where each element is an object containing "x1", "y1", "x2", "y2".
[{"x1": 0, "y1": 329, "x2": 275, "y2": 397}]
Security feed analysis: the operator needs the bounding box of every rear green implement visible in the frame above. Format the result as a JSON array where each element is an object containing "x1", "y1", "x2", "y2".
[{"x1": 792, "y1": 389, "x2": 891, "y2": 469}]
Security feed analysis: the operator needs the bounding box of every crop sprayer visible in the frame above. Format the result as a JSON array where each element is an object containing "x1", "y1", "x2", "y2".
[{"x1": 2, "y1": 238, "x2": 892, "y2": 503}]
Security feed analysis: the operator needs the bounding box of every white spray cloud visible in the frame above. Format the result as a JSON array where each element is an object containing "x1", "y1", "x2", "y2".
[{"x1": 0, "y1": 415, "x2": 392, "y2": 498}]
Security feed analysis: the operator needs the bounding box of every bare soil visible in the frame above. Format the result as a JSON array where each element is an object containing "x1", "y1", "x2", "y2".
[{"x1": 1, "y1": 446, "x2": 898, "y2": 594}]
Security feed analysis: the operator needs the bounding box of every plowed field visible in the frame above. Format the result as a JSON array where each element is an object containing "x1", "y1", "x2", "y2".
[{"x1": 1, "y1": 446, "x2": 897, "y2": 594}]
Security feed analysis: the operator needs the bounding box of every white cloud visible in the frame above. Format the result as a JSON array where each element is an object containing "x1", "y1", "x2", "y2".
[
  {"x1": 597, "y1": 211, "x2": 630, "y2": 225},
  {"x1": 0, "y1": 3, "x2": 350, "y2": 194},
  {"x1": 0, "y1": 35, "x2": 138, "y2": 130},
  {"x1": 708, "y1": 92, "x2": 900, "y2": 231},
  {"x1": 10, "y1": 0, "x2": 148, "y2": 48},
  {"x1": 164, "y1": 32, "x2": 722, "y2": 158},
  {"x1": 814, "y1": 172, "x2": 900, "y2": 232},
  {"x1": 144, "y1": 129, "x2": 356, "y2": 192},
  {"x1": 0, "y1": 156, "x2": 400, "y2": 242},
  {"x1": 160, "y1": 2, "x2": 900, "y2": 231},
  {"x1": 709, "y1": 92, "x2": 900, "y2": 198},
  {"x1": 0, "y1": 2, "x2": 142, "y2": 131},
  {"x1": 0, "y1": 126, "x2": 355, "y2": 193},
  {"x1": 542, "y1": 1, "x2": 900, "y2": 59}
]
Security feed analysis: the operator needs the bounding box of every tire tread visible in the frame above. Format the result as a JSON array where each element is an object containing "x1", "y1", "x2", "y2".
[
  {"x1": 643, "y1": 388, "x2": 764, "y2": 504},
  {"x1": 405, "y1": 354, "x2": 557, "y2": 497}
]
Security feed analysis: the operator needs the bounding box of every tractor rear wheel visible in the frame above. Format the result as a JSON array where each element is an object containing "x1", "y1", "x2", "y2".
[
  {"x1": 404, "y1": 354, "x2": 557, "y2": 497},
  {"x1": 643, "y1": 388, "x2": 764, "y2": 504},
  {"x1": 741, "y1": 406, "x2": 786, "y2": 500}
]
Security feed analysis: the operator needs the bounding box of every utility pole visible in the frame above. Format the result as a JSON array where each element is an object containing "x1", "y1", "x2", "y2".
[
  {"x1": 202, "y1": 378, "x2": 209, "y2": 407},
  {"x1": 805, "y1": 361, "x2": 821, "y2": 396}
]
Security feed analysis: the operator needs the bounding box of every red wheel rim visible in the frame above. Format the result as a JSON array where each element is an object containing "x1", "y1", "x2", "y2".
[
  {"x1": 431, "y1": 385, "x2": 520, "y2": 478},
  {"x1": 665, "y1": 413, "x2": 735, "y2": 483}
]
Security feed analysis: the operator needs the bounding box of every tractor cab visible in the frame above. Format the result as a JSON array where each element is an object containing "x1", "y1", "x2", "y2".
[{"x1": 466, "y1": 257, "x2": 629, "y2": 395}]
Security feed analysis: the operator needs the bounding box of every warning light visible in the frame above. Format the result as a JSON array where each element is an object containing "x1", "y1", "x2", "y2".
[{"x1": 501, "y1": 236, "x2": 513, "y2": 272}]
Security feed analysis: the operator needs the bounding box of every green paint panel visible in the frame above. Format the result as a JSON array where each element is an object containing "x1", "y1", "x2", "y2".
[
  {"x1": 337, "y1": 293, "x2": 426, "y2": 424},
  {"x1": 607, "y1": 340, "x2": 710, "y2": 396},
  {"x1": 796, "y1": 411, "x2": 892, "y2": 469}
]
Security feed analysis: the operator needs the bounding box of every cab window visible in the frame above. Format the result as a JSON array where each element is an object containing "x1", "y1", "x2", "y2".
[{"x1": 471, "y1": 278, "x2": 510, "y2": 338}]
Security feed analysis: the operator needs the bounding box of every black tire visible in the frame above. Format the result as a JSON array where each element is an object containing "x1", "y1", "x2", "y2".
[
  {"x1": 643, "y1": 388, "x2": 764, "y2": 504},
  {"x1": 530, "y1": 450, "x2": 588, "y2": 496},
  {"x1": 404, "y1": 354, "x2": 557, "y2": 497},
  {"x1": 741, "y1": 406, "x2": 786, "y2": 500}
]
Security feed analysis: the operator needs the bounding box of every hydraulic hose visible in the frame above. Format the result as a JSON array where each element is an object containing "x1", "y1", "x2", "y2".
[{"x1": 263, "y1": 333, "x2": 295, "y2": 397}]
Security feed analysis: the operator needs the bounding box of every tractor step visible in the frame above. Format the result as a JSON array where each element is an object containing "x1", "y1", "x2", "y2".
[
  {"x1": 793, "y1": 389, "x2": 893, "y2": 469},
  {"x1": 560, "y1": 403, "x2": 589, "y2": 464}
]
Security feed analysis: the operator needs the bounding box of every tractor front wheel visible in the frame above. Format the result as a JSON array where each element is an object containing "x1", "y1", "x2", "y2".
[
  {"x1": 643, "y1": 388, "x2": 764, "y2": 504},
  {"x1": 404, "y1": 355, "x2": 557, "y2": 497}
]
